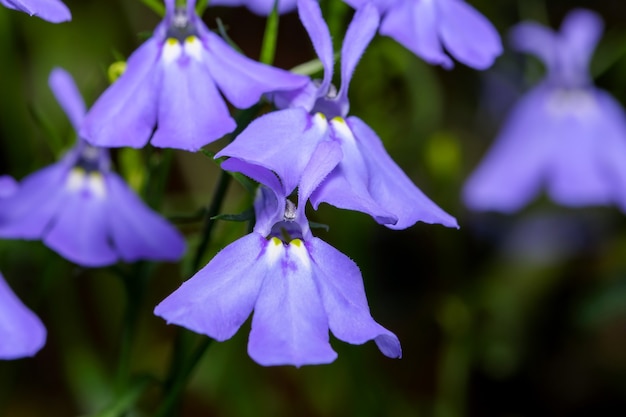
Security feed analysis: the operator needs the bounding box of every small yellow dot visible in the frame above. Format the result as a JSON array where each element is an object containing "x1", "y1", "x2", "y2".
[
  {"x1": 185, "y1": 35, "x2": 197, "y2": 44},
  {"x1": 166, "y1": 38, "x2": 178, "y2": 46},
  {"x1": 331, "y1": 116, "x2": 345, "y2": 124},
  {"x1": 271, "y1": 237, "x2": 282, "y2": 246},
  {"x1": 290, "y1": 239, "x2": 302, "y2": 247},
  {"x1": 72, "y1": 167, "x2": 86, "y2": 176}
]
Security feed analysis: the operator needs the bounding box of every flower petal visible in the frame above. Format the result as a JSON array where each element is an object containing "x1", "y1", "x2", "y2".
[
  {"x1": 154, "y1": 233, "x2": 266, "y2": 341},
  {"x1": 380, "y1": 0, "x2": 453, "y2": 69},
  {"x1": 0, "y1": 163, "x2": 68, "y2": 239},
  {"x1": 1, "y1": 0, "x2": 71, "y2": 22},
  {"x1": 297, "y1": 0, "x2": 334, "y2": 97},
  {"x1": 43, "y1": 177, "x2": 118, "y2": 267},
  {"x1": 0, "y1": 272, "x2": 46, "y2": 360},
  {"x1": 308, "y1": 237, "x2": 401, "y2": 358},
  {"x1": 336, "y1": 2, "x2": 380, "y2": 111},
  {"x1": 547, "y1": 89, "x2": 626, "y2": 208},
  {"x1": 205, "y1": 31, "x2": 308, "y2": 109},
  {"x1": 105, "y1": 174, "x2": 186, "y2": 262},
  {"x1": 0, "y1": 176, "x2": 18, "y2": 198},
  {"x1": 560, "y1": 8, "x2": 603, "y2": 70},
  {"x1": 217, "y1": 109, "x2": 327, "y2": 194},
  {"x1": 49, "y1": 67, "x2": 86, "y2": 131},
  {"x1": 509, "y1": 21, "x2": 556, "y2": 70},
  {"x1": 462, "y1": 85, "x2": 559, "y2": 213},
  {"x1": 248, "y1": 239, "x2": 337, "y2": 366},
  {"x1": 438, "y1": 0, "x2": 502, "y2": 70},
  {"x1": 150, "y1": 51, "x2": 236, "y2": 151},
  {"x1": 81, "y1": 38, "x2": 160, "y2": 148}
]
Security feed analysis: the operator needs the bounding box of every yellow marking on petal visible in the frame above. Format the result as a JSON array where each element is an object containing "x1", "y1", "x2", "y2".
[
  {"x1": 184, "y1": 35, "x2": 203, "y2": 61},
  {"x1": 162, "y1": 39, "x2": 183, "y2": 64},
  {"x1": 331, "y1": 116, "x2": 345, "y2": 124},
  {"x1": 290, "y1": 239, "x2": 302, "y2": 247},
  {"x1": 270, "y1": 237, "x2": 282, "y2": 246},
  {"x1": 315, "y1": 112, "x2": 326, "y2": 121},
  {"x1": 66, "y1": 167, "x2": 86, "y2": 191}
]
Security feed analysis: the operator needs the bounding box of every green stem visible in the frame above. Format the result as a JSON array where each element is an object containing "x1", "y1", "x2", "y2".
[
  {"x1": 154, "y1": 338, "x2": 213, "y2": 417},
  {"x1": 115, "y1": 262, "x2": 153, "y2": 396},
  {"x1": 259, "y1": 0, "x2": 280, "y2": 65}
]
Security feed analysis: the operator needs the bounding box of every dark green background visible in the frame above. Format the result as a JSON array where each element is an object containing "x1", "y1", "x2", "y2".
[{"x1": 1, "y1": 0, "x2": 626, "y2": 416}]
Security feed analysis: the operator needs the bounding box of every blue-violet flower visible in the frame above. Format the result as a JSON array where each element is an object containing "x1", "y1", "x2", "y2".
[
  {"x1": 81, "y1": 0, "x2": 308, "y2": 151},
  {"x1": 0, "y1": 68, "x2": 186, "y2": 267},
  {"x1": 463, "y1": 9, "x2": 626, "y2": 213},
  {"x1": 155, "y1": 157, "x2": 401, "y2": 367},
  {"x1": 218, "y1": 0, "x2": 458, "y2": 230}
]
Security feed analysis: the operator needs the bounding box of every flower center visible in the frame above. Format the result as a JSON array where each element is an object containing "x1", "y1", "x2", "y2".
[{"x1": 166, "y1": 7, "x2": 198, "y2": 42}]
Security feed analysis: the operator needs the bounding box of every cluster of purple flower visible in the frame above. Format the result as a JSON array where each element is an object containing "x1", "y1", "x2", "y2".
[{"x1": 2, "y1": 0, "x2": 623, "y2": 369}]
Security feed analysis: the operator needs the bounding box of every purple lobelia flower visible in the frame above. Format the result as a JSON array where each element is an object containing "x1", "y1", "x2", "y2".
[
  {"x1": 209, "y1": 0, "x2": 297, "y2": 15},
  {"x1": 344, "y1": 0, "x2": 501, "y2": 69},
  {"x1": 80, "y1": 0, "x2": 308, "y2": 152},
  {"x1": 1, "y1": 0, "x2": 70, "y2": 22},
  {"x1": 463, "y1": 9, "x2": 626, "y2": 213},
  {"x1": 218, "y1": 0, "x2": 458, "y2": 230},
  {"x1": 0, "y1": 272, "x2": 46, "y2": 360},
  {"x1": 155, "y1": 157, "x2": 401, "y2": 367},
  {"x1": 0, "y1": 68, "x2": 186, "y2": 267}
]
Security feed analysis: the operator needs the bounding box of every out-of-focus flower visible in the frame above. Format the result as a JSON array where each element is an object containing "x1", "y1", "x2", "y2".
[
  {"x1": 155, "y1": 157, "x2": 401, "y2": 367},
  {"x1": 463, "y1": 9, "x2": 626, "y2": 213},
  {"x1": 0, "y1": 0, "x2": 70, "y2": 23},
  {"x1": 210, "y1": 0, "x2": 297, "y2": 16},
  {"x1": 343, "y1": 0, "x2": 501, "y2": 69},
  {"x1": 0, "y1": 68, "x2": 186, "y2": 267},
  {"x1": 218, "y1": 0, "x2": 458, "y2": 230},
  {"x1": 81, "y1": 0, "x2": 307, "y2": 151},
  {"x1": 0, "y1": 272, "x2": 46, "y2": 360}
]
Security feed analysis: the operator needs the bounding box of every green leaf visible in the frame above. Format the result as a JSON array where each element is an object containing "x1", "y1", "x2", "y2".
[
  {"x1": 211, "y1": 207, "x2": 255, "y2": 223},
  {"x1": 139, "y1": 0, "x2": 165, "y2": 16}
]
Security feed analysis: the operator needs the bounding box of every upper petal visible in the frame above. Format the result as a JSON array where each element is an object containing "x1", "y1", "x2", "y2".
[
  {"x1": 105, "y1": 173, "x2": 186, "y2": 262},
  {"x1": 437, "y1": 0, "x2": 502, "y2": 70},
  {"x1": 205, "y1": 31, "x2": 308, "y2": 109},
  {"x1": 379, "y1": 0, "x2": 453, "y2": 69},
  {"x1": 217, "y1": 109, "x2": 327, "y2": 194},
  {"x1": 1, "y1": 0, "x2": 71, "y2": 22},
  {"x1": 559, "y1": 8, "x2": 603, "y2": 71},
  {"x1": 248, "y1": 238, "x2": 337, "y2": 367},
  {"x1": 80, "y1": 38, "x2": 160, "y2": 148},
  {"x1": 297, "y1": 0, "x2": 335, "y2": 98},
  {"x1": 154, "y1": 233, "x2": 267, "y2": 341},
  {"x1": 308, "y1": 237, "x2": 401, "y2": 358},
  {"x1": 49, "y1": 67, "x2": 86, "y2": 131},
  {"x1": 0, "y1": 272, "x2": 46, "y2": 360},
  {"x1": 509, "y1": 22, "x2": 557, "y2": 71},
  {"x1": 336, "y1": 2, "x2": 380, "y2": 112}
]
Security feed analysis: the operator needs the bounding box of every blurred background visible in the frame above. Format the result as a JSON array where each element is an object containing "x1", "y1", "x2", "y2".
[{"x1": 2, "y1": 0, "x2": 626, "y2": 416}]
